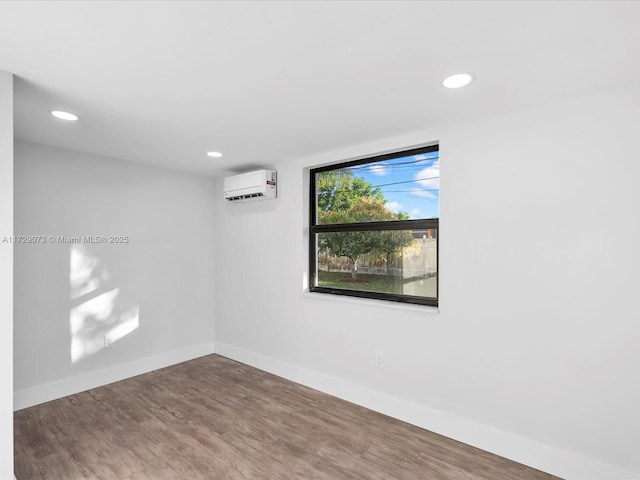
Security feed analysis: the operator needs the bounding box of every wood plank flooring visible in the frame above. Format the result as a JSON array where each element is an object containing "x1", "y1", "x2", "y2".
[{"x1": 14, "y1": 354, "x2": 562, "y2": 480}]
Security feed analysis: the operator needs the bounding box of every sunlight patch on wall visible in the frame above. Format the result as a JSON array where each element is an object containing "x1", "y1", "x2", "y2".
[
  {"x1": 69, "y1": 245, "x2": 139, "y2": 364},
  {"x1": 70, "y1": 244, "x2": 110, "y2": 299}
]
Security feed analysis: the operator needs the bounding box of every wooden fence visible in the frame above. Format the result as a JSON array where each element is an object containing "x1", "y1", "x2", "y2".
[{"x1": 318, "y1": 238, "x2": 437, "y2": 278}]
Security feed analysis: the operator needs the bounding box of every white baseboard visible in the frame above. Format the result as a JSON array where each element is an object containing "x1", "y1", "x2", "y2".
[
  {"x1": 14, "y1": 342, "x2": 215, "y2": 411},
  {"x1": 215, "y1": 341, "x2": 639, "y2": 480}
]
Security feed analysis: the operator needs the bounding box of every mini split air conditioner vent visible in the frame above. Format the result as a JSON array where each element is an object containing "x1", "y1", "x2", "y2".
[
  {"x1": 227, "y1": 192, "x2": 266, "y2": 202},
  {"x1": 223, "y1": 169, "x2": 276, "y2": 203}
]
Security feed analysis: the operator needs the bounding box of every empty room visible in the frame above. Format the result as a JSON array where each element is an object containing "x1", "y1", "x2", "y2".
[{"x1": 1, "y1": 1, "x2": 639, "y2": 479}]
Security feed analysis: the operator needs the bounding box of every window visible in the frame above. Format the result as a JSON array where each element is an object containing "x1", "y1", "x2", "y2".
[{"x1": 309, "y1": 145, "x2": 439, "y2": 306}]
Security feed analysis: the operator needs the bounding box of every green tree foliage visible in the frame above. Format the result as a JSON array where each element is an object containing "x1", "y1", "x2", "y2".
[
  {"x1": 316, "y1": 169, "x2": 384, "y2": 218},
  {"x1": 318, "y1": 195, "x2": 414, "y2": 279}
]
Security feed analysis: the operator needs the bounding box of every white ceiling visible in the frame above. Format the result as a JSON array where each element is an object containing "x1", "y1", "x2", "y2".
[{"x1": 1, "y1": 1, "x2": 639, "y2": 177}]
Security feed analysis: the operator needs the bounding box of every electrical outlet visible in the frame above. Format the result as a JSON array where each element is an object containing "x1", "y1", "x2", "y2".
[
  {"x1": 375, "y1": 352, "x2": 384, "y2": 369},
  {"x1": 104, "y1": 335, "x2": 114, "y2": 348}
]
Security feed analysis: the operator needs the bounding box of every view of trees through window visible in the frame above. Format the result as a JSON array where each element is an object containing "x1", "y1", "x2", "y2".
[{"x1": 310, "y1": 145, "x2": 439, "y2": 306}]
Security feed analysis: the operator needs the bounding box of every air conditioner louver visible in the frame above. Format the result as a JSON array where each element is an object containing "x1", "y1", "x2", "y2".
[{"x1": 227, "y1": 192, "x2": 266, "y2": 202}]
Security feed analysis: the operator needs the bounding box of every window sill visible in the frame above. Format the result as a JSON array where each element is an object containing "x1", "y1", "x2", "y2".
[{"x1": 302, "y1": 289, "x2": 439, "y2": 315}]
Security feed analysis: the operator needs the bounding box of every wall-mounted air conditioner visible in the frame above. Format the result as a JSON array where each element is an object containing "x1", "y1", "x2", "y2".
[{"x1": 224, "y1": 169, "x2": 277, "y2": 202}]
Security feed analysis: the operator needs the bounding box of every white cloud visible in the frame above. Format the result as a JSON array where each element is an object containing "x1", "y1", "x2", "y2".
[
  {"x1": 386, "y1": 201, "x2": 402, "y2": 213},
  {"x1": 411, "y1": 153, "x2": 437, "y2": 166},
  {"x1": 409, "y1": 160, "x2": 439, "y2": 198},
  {"x1": 409, "y1": 208, "x2": 422, "y2": 219},
  {"x1": 369, "y1": 164, "x2": 390, "y2": 176},
  {"x1": 412, "y1": 154, "x2": 430, "y2": 164},
  {"x1": 415, "y1": 160, "x2": 439, "y2": 190},
  {"x1": 409, "y1": 187, "x2": 436, "y2": 199}
]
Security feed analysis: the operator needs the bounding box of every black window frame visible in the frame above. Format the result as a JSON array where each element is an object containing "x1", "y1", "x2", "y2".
[{"x1": 309, "y1": 144, "x2": 439, "y2": 307}]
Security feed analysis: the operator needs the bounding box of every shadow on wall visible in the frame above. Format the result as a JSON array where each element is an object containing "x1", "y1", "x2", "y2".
[{"x1": 69, "y1": 244, "x2": 139, "y2": 364}]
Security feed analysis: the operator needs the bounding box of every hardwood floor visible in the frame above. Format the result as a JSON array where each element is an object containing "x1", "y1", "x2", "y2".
[{"x1": 14, "y1": 354, "x2": 561, "y2": 480}]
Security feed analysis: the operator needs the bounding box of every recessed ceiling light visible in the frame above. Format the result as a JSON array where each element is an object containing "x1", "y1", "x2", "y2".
[
  {"x1": 50, "y1": 110, "x2": 79, "y2": 121},
  {"x1": 442, "y1": 73, "x2": 474, "y2": 89},
  {"x1": 206, "y1": 151, "x2": 223, "y2": 158}
]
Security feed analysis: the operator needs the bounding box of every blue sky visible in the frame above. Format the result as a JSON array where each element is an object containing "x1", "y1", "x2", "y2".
[{"x1": 350, "y1": 151, "x2": 439, "y2": 219}]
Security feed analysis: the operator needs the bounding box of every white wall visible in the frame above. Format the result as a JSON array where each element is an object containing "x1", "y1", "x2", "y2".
[
  {"x1": 0, "y1": 70, "x2": 14, "y2": 480},
  {"x1": 13, "y1": 141, "x2": 216, "y2": 408},
  {"x1": 214, "y1": 84, "x2": 640, "y2": 480}
]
